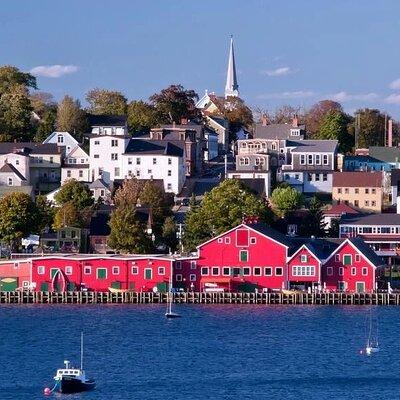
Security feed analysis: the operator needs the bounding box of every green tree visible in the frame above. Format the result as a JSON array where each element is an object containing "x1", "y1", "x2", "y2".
[
  {"x1": 354, "y1": 108, "x2": 387, "y2": 148},
  {"x1": 0, "y1": 65, "x2": 37, "y2": 94},
  {"x1": 35, "y1": 195, "x2": 55, "y2": 232},
  {"x1": 183, "y1": 179, "x2": 270, "y2": 250},
  {"x1": 298, "y1": 197, "x2": 326, "y2": 237},
  {"x1": 53, "y1": 202, "x2": 80, "y2": 229},
  {"x1": 108, "y1": 205, "x2": 153, "y2": 253},
  {"x1": 305, "y1": 100, "x2": 343, "y2": 137},
  {"x1": 54, "y1": 179, "x2": 94, "y2": 210},
  {"x1": 162, "y1": 216, "x2": 178, "y2": 251},
  {"x1": 149, "y1": 84, "x2": 200, "y2": 123},
  {"x1": 34, "y1": 107, "x2": 57, "y2": 142},
  {"x1": 221, "y1": 97, "x2": 253, "y2": 140},
  {"x1": 56, "y1": 95, "x2": 88, "y2": 136},
  {"x1": 0, "y1": 192, "x2": 40, "y2": 250},
  {"x1": 318, "y1": 111, "x2": 354, "y2": 153},
  {"x1": 270, "y1": 186, "x2": 304, "y2": 217},
  {"x1": 127, "y1": 100, "x2": 159, "y2": 133},
  {"x1": 30, "y1": 92, "x2": 56, "y2": 115},
  {"x1": 0, "y1": 84, "x2": 33, "y2": 141},
  {"x1": 86, "y1": 88, "x2": 127, "y2": 115}
]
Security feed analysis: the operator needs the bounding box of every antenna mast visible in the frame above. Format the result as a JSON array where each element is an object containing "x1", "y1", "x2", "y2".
[{"x1": 80, "y1": 331, "x2": 84, "y2": 371}]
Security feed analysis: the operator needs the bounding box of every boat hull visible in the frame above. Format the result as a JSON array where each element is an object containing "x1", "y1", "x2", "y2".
[
  {"x1": 58, "y1": 377, "x2": 95, "y2": 393},
  {"x1": 165, "y1": 312, "x2": 181, "y2": 319}
]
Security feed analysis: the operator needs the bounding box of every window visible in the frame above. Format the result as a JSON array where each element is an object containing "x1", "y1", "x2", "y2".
[
  {"x1": 217, "y1": 238, "x2": 223, "y2": 243},
  {"x1": 365, "y1": 188, "x2": 369, "y2": 194},
  {"x1": 84, "y1": 266, "x2": 91, "y2": 275},
  {"x1": 292, "y1": 266, "x2": 315, "y2": 276},
  {"x1": 372, "y1": 188, "x2": 376, "y2": 194},
  {"x1": 7, "y1": 177, "x2": 13, "y2": 186},
  {"x1": 365, "y1": 200, "x2": 369, "y2": 206},
  {"x1": 168, "y1": 158, "x2": 172, "y2": 165},
  {"x1": 335, "y1": 254, "x2": 340, "y2": 262},
  {"x1": 338, "y1": 188, "x2": 342, "y2": 194},
  {"x1": 327, "y1": 267, "x2": 333, "y2": 276},
  {"x1": 136, "y1": 170, "x2": 140, "y2": 177},
  {"x1": 153, "y1": 158, "x2": 157, "y2": 165},
  {"x1": 307, "y1": 154, "x2": 313, "y2": 165},
  {"x1": 339, "y1": 267, "x2": 344, "y2": 276},
  {"x1": 344, "y1": 188, "x2": 349, "y2": 194},
  {"x1": 242, "y1": 267, "x2": 250, "y2": 276},
  {"x1": 128, "y1": 158, "x2": 132, "y2": 165},
  {"x1": 94, "y1": 140, "x2": 100, "y2": 145},
  {"x1": 351, "y1": 267, "x2": 356, "y2": 276},
  {"x1": 354, "y1": 200, "x2": 359, "y2": 207},
  {"x1": 167, "y1": 183, "x2": 172, "y2": 190},
  {"x1": 15, "y1": 159, "x2": 19, "y2": 165},
  {"x1": 175, "y1": 261, "x2": 182, "y2": 270},
  {"x1": 167, "y1": 170, "x2": 172, "y2": 177},
  {"x1": 355, "y1": 254, "x2": 360, "y2": 262},
  {"x1": 212, "y1": 267, "x2": 219, "y2": 276},
  {"x1": 254, "y1": 267, "x2": 262, "y2": 276},
  {"x1": 250, "y1": 237, "x2": 256, "y2": 244},
  {"x1": 343, "y1": 255, "x2": 352, "y2": 265},
  {"x1": 300, "y1": 154, "x2": 306, "y2": 165},
  {"x1": 275, "y1": 267, "x2": 283, "y2": 276},
  {"x1": 97, "y1": 268, "x2": 107, "y2": 280},
  {"x1": 66, "y1": 170, "x2": 71, "y2": 178},
  {"x1": 301, "y1": 254, "x2": 308, "y2": 263},
  {"x1": 201, "y1": 267, "x2": 209, "y2": 276},
  {"x1": 371, "y1": 201, "x2": 376, "y2": 207},
  {"x1": 323, "y1": 155, "x2": 329, "y2": 165},
  {"x1": 355, "y1": 188, "x2": 359, "y2": 194},
  {"x1": 37, "y1": 266, "x2": 45, "y2": 275},
  {"x1": 264, "y1": 267, "x2": 272, "y2": 276},
  {"x1": 315, "y1": 174, "x2": 320, "y2": 181},
  {"x1": 136, "y1": 158, "x2": 141, "y2": 165},
  {"x1": 225, "y1": 237, "x2": 230, "y2": 244},
  {"x1": 223, "y1": 267, "x2": 231, "y2": 276},
  {"x1": 112, "y1": 266, "x2": 120, "y2": 275},
  {"x1": 158, "y1": 267, "x2": 165, "y2": 275},
  {"x1": 100, "y1": 189, "x2": 105, "y2": 197},
  {"x1": 240, "y1": 250, "x2": 248, "y2": 262},
  {"x1": 79, "y1": 170, "x2": 83, "y2": 178},
  {"x1": 190, "y1": 261, "x2": 196, "y2": 270},
  {"x1": 323, "y1": 173, "x2": 328, "y2": 181},
  {"x1": 57, "y1": 135, "x2": 64, "y2": 143},
  {"x1": 190, "y1": 274, "x2": 196, "y2": 282},
  {"x1": 94, "y1": 154, "x2": 99, "y2": 158},
  {"x1": 147, "y1": 169, "x2": 152, "y2": 174},
  {"x1": 176, "y1": 274, "x2": 183, "y2": 282},
  {"x1": 362, "y1": 267, "x2": 368, "y2": 276},
  {"x1": 239, "y1": 157, "x2": 249, "y2": 166},
  {"x1": 111, "y1": 153, "x2": 118, "y2": 160},
  {"x1": 111, "y1": 139, "x2": 118, "y2": 147},
  {"x1": 307, "y1": 173, "x2": 313, "y2": 182},
  {"x1": 315, "y1": 154, "x2": 321, "y2": 165},
  {"x1": 114, "y1": 167, "x2": 120, "y2": 177},
  {"x1": 131, "y1": 266, "x2": 138, "y2": 275}
]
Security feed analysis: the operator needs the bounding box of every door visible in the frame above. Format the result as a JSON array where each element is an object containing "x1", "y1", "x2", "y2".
[
  {"x1": 145, "y1": 268, "x2": 152, "y2": 280},
  {"x1": 97, "y1": 268, "x2": 107, "y2": 280},
  {"x1": 338, "y1": 281, "x2": 346, "y2": 292},
  {"x1": 356, "y1": 282, "x2": 365, "y2": 293}
]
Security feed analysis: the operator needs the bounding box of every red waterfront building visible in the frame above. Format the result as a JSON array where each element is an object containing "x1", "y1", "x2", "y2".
[{"x1": 0, "y1": 259, "x2": 31, "y2": 291}]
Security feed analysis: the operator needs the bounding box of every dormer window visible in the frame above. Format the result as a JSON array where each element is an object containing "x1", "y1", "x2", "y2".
[
  {"x1": 57, "y1": 135, "x2": 64, "y2": 143},
  {"x1": 290, "y1": 129, "x2": 300, "y2": 136}
]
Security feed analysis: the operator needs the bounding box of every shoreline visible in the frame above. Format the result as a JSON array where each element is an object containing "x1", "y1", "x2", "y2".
[{"x1": 1, "y1": 291, "x2": 399, "y2": 305}]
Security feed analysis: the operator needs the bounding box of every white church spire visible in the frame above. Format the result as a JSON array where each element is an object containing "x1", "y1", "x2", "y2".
[{"x1": 224, "y1": 35, "x2": 239, "y2": 98}]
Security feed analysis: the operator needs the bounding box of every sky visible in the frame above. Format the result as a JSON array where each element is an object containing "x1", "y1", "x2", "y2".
[{"x1": 2, "y1": 0, "x2": 400, "y2": 118}]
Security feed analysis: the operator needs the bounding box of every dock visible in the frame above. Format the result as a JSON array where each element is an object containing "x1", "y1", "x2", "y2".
[{"x1": 1, "y1": 291, "x2": 400, "y2": 305}]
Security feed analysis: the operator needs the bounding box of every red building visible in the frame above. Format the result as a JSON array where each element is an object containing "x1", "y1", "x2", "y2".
[
  {"x1": 322, "y1": 238, "x2": 381, "y2": 293},
  {"x1": 0, "y1": 259, "x2": 31, "y2": 291},
  {"x1": 29, "y1": 255, "x2": 173, "y2": 292}
]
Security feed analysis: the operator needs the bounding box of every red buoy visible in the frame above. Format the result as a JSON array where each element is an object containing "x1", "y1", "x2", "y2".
[{"x1": 44, "y1": 387, "x2": 51, "y2": 395}]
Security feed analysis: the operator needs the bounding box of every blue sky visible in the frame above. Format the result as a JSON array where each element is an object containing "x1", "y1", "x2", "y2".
[{"x1": 2, "y1": 0, "x2": 400, "y2": 117}]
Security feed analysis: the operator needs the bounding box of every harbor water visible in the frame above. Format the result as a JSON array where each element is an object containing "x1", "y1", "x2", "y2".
[{"x1": 1, "y1": 304, "x2": 400, "y2": 400}]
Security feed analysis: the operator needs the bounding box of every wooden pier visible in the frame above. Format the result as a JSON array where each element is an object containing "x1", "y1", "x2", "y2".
[{"x1": 1, "y1": 291, "x2": 400, "y2": 305}]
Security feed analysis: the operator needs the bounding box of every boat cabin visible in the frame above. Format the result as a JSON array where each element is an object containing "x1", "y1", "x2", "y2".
[{"x1": 55, "y1": 360, "x2": 85, "y2": 381}]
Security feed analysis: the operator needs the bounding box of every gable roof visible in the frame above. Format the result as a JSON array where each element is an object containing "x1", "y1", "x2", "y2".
[
  {"x1": 88, "y1": 114, "x2": 127, "y2": 127},
  {"x1": 43, "y1": 131, "x2": 79, "y2": 146},
  {"x1": 89, "y1": 178, "x2": 110, "y2": 190},
  {"x1": 65, "y1": 145, "x2": 89, "y2": 159},
  {"x1": 333, "y1": 171, "x2": 382, "y2": 187},
  {"x1": 323, "y1": 203, "x2": 359, "y2": 216},
  {"x1": 0, "y1": 142, "x2": 60, "y2": 155},
  {"x1": 125, "y1": 139, "x2": 184, "y2": 157},
  {"x1": 369, "y1": 146, "x2": 400, "y2": 163},
  {"x1": 340, "y1": 213, "x2": 400, "y2": 226},
  {"x1": 254, "y1": 123, "x2": 306, "y2": 140},
  {"x1": 0, "y1": 163, "x2": 26, "y2": 181}
]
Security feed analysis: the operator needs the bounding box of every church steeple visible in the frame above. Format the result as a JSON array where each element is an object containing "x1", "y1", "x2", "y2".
[{"x1": 224, "y1": 35, "x2": 239, "y2": 98}]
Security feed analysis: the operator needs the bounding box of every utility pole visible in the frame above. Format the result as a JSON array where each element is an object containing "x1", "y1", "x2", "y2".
[{"x1": 224, "y1": 153, "x2": 228, "y2": 179}]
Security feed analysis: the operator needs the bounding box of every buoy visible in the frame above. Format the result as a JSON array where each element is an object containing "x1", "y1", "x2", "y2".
[{"x1": 44, "y1": 387, "x2": 51, "y2": 395}]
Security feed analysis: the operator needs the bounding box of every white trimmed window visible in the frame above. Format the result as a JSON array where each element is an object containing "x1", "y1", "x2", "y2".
[
  {"x1": 300, "y1": 154, "x2": 306, "y2": 165},
  {"x1": 112, "y1": 266, "x2": 120, "y2": 275},
  {"x1": 212, "y1": 267, "x2": 219, "y2": 276},
  {"x1": 254, "y1": 267, "x2": 262, "y2": 276},
  {"x1": 65, "y1": 266, "x2": 73, "y2": 275},
  {"x1": 362, "y1": 267, "x2": 368, "y2": 276},
  {"x1": 264, "y1": 267, "x2": 272, "y2": 276},
  {"x1": 351, "y1": 267, "x2": 356, "y2": 276},
  {"x1": 201, "y1": 267, "x2": 209, "y2": 276},
  {"x1": 250, "y1": 237, "x2": 257, "y2": 244},
  {"x1": 355, "y1": 254, "x2": 361, "y2": 262},
  {"x1": 38, "y1": 266, "x2": 45, "y2": 275},
  {"x1": 158, "y1": 267, "x2": 165, "y2": 275},
  {"x1": 190, "y1": 261, "x2": 196, "y2": 270},
  {"x1": 223, "y1": 267, "x2": 231, "y2": 276},
  {"x1": 300, "y1": 254, "x2": 308, "y2": 263},
  {"x1": 217, "y1": 238, "x2": 223, "y2": 243},
  {"x1": 335, "y1": 254, "x2": 340, "y2": 262},
  {"x1": 323, "y1": 154, "x2": 329, "y2": 165},
  {"x1": 327, "y1": 267, "x2": 333, "y2": 276},
  {"x1": 84, "y1": 266, "x2": 91, "y2": 275},
  {"x1": 176, "y1": 274, "x2": 183, "y2": 282},
  {"x1": 275, "y1": 267, "x2": 283, "y2": 276},
  {"x1": 189, "y1": 274, "x2": 196, "y2": 282},
  {"x1": 131, "y1": 266, "x2": 138, "y2": 275},
  {"x1": 175, "y1": 261, "x2": 182, "y2": 270},
  {"x1": 225, "y1": 237, "x2": 230, "y2": 244},
  {"x1": 243, "y1": 267, "x2": 250, "y2": 276},
  {"x1": 339, "y1": 267, "x2": 344, "y2": 276}
]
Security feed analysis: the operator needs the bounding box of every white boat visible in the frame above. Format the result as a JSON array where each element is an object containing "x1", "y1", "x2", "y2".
[
  {"x1": 165, "y1": 271, "x2": 180, "y2": 319},
  {"x1": 364, "y1": 310, "x2": 379, "y2": 356}
]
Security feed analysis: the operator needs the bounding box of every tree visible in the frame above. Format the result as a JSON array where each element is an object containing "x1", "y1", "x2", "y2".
[
  {"x1": 318, "y1": 111, "x2": 354, "y2": 153},
  {"x1": 86, "y1": 88, "x2": 127, "y2": 115},
  {"x1": 305, "y1": 100, "x2": 343, "y2": 137},
  {"x1": 0, "y1": 84, "x2": 33, "y2": 141},
  {"x1": 270, "y1": 186, "x2": 304, "y2": 217},
  {"x1": 34, "y1": 107, "x2": 57, "y2": 142},
  {"x1": 108, "y1": 205, "x2": 153, "y2": 253},
  {"x1": 354, "y1": 108, "x2": 387, "y2": 148},
  {"x1": 30, "y1": 92, "x2": 56, "y2": 116},
  {"x1": 162, "y1": 216, "x2": 178, "y2": 251},
  {"x1": 0, "y1": 192, "x2": 40, "y2": 250},
  {"x1": 113, "y1": 178, "x2": 143, "y2": 207},
  {"x1": 0, "y1": 65, "x2": 37, "y2": 94},
  {"x1": 127, "y1": 100, "x2": 159, "y2": 133},
  {"x1": 183, "y1": 179, "x2": 270, "y2": 250},
  {"x1": 221, "y1": 97, "x2": 253, "y2": 140},
  {"x1": 149, "y1": 84, "x2": 200, "y2": 123},
  {"x1": 56, "y1": 95, "x2": 88, "y2": 136},
  {"x1": 54, "y1": 179, "x2": 94, "y2": 210},
  {"x1": 271, "y1": 105, "x2": 302, "y2": 124},
  {"x1": 35, "y1": 195, "x2": 55, "y2": 232},
  {"x1": 53, "y1": 202, "x2": 80, "y2": 229},
  {"x1": 298, "y1": 197, "x2": 326, "y2": 237}
]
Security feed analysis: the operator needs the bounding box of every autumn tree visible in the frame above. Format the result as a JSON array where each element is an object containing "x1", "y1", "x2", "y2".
[
  {"x1": 53, "y1": 202, "x2": 80, "y2": 229},
  {"x1": 221, "y1": 97, "x2": 253, "y2": 139},
  {"x1": 127, "y1": 100, "x2": 159, "y2": 133},
  {"x1": 113, "y1": 178, "x2": 144, "y2": 207},
  {"x1": 56, "y1": 95, "x2": 88, "y2": 136},
  {"x1": 183, "y1": 179, "x2": 270, "y2": 250},
  {"x1": 0, "y1": 192, "x2": 40, "y2": 250},
  {"x1": 149, "y1": 84, "x2": 200, "y2": 124},
  {"x1": 354, "y1": 108, "x2": 387, "y2": 148},
  {"x1": 270, "y1": 186, "x2": 304, "y2": 217},
  {"x1": 305, "y1": 100, "x2": 343, "y2": 137},
  {"x1": 86, "y1": 88, "x2": 127, "y2": 115}
]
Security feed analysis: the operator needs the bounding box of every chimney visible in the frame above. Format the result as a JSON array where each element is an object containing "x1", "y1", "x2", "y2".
[
  {"x1": 388, "y1": 119, "x2": 393, "y2": 147},
  {"x1": 261, "y1": 114, "x2": 269, "y2": 126},
  {"x1": 172, "y1": 121, "x2": 176, "y2": 128},
  {"x1": 180, "y1": 117, "x2": 188, "y2": 125},
  {"x1": 292, "y1": 115, "x2": 298, "y2": 127}
]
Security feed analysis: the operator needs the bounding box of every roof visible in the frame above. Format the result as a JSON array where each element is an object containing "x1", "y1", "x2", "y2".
[
  {"x1": 88, "y1": 114, "x2": 127, "y2": 127},
  {"x1": 340, "y1": 213, "x2": 400, "y2": 226},
  {"x1": 248, "y1": 222, "x2": 294, "y2": 248},
  {"x1": 344, "y1": 155, "x2": 384, "y2": 164},
  {"x1": 369, "y1": 146, "x2": 400, "y2": 163},
  {"x1": 43, "y1": 131, "x2": 79, "y2": 146},
  {"x1": 254, "y1": 123, "x2": 306, "y2": 140},
  {"x1": 124, "y1": 139, "x2": 184, "y2": 157},
  {"x1": 0, "y1": 163, "x2": 26, "y2": 181},
  {"x1": 89, "y1": 179, "x2": 110, "y2": 190},
  {"x1": 333, "y1": 171, "x2": 382, "y2": 187},
  {"x1": 207, "y1": 115, "x2": 228, "y2": 129},
  {"x1": 0, "y1": 185, "x2": 33, "y2": 197},
  {"x1": 0, "y1": 142, "x2": 60, "y2": 155},
  {"x1": 287, "y1": 139, "x2": 338, "y2": 153},
  {"x1": 348, "y1": 237, "x2": 384, "y2": 266},
  {"x1": 62, "y1": 164, "x2": 89, "y2": 169},
  {"x1": 323, "y1": 203, "x2": 359, "y2": 216}
]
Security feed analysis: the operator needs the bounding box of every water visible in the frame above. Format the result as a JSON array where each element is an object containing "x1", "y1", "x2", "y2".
[{"x1": 1, "y1": 304, "x2": 400, "y2": 400}]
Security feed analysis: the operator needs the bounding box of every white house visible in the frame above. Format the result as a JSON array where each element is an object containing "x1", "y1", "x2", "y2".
[
  {"x1": 204, "y1": 128, "x2": 218, "y2": 161},
  {"x1": 88, "y1": 114, "x2": 128, "y2": 136},
  {"x1": 61, "y1": 146, "x2": 90, "y2": 184},
  {"x1": 43, "y1": 131, "x2": 79, "y2": 155},
  {"x1": 121, "y1": 139, "x2": 186, "y2": 194}
]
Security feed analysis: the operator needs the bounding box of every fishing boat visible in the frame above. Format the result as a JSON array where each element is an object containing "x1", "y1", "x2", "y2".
[
  {"x1": 44, "y1": 333, "x2": 95, "y2": 395},
  {"x1": 363, "y1": 310, "x2": 379, "y2": 356},
  {"x1": 165, "y1": 271, "x2": 180, "y2": 319},
  {"x1": 108, "y1": 287, "x2": 132, "y2": 294}
]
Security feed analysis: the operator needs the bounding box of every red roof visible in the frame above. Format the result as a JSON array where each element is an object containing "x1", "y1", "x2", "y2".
[
  {"x1": 323, "y1": 203, "x2": 359, "y2": 216},
  {"x1": 333, "y1": 171, "x2": 382, "y2": 187}
]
